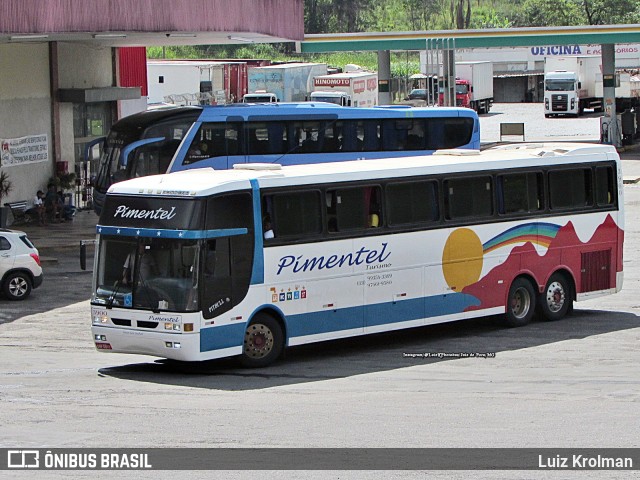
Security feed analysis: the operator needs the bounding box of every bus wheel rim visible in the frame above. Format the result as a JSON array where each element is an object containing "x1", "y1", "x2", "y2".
[
  {"x1": 511, "y1": 287, "x2": 530, "y2": 319},
  {"x1": 244, "y1": 323, "x2": 274, "y2": 359},
  {"x1": 545, "y1": 281, "x2": 565, "y2": 313}
]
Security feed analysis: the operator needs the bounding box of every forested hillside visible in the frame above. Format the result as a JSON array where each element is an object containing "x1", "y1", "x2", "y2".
[
  {"x1": 147, "y1": 0, "x2": 640, "y2": 74},
  {"x1": 304, "y1": 0, "x2": 639, "y2": 32}
]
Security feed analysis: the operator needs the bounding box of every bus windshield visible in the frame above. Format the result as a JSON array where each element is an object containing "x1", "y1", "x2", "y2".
[
  {"x1": 92, "y1": 107, "x2": 202, "y2": 214},
  {"x1": 93, "y1": 237, "x2": 201, "y2": 313}
]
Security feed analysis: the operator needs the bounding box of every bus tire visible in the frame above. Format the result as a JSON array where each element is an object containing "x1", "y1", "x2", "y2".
[
  {"x1": 240, "y1": 314, "x2": 284, "y2": 368},
  {"x1": 539, "y1": 273, "x2": 572, "y2": 321},
  {"x1": 504, "y1": 277, "x2": 536, "y2": 327}
]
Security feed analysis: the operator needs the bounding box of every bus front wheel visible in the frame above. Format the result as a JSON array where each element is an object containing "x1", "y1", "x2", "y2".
[
  {"x1": 240, "y1": 314, "x2": 284, "y2": 368},
  {"x1": 504, "y1": 278, "x2": 536, "y2": 327},
  {"x1": 539, "y1": 273, "x2": 572, "y2": 321}
]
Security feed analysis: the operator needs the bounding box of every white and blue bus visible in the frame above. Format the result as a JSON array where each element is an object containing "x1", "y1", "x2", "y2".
[
  {"x1": 91, "y1": 103, "x2": 480, "y2": 213},
  {"x1": 169, "y1": 102, "x2": 480, "y2": 172},
  {"x1": 90, "y1": 143, "x2": 623, "y2": 367}
]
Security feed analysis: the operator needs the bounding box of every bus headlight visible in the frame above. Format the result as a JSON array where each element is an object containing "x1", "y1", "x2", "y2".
[
  {"x1": 93, "y1": 314, "x2": 108, "y2": 324},
  {"x1": 164, "y1": 323, "x2": 181, "y2": 331}
]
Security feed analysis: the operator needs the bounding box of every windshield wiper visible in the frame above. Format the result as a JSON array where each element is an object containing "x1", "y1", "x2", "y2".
[{"x1": 106, "y1": 280, "x2": 122, "y2": 309}]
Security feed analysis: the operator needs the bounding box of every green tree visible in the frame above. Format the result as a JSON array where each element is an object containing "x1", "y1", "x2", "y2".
[
  {"x1": 521, "y1": 0, "x2": 585, "y2": 26},
  {"x1": 581, "y1": 0, "x2": 639, "y2": 25}
]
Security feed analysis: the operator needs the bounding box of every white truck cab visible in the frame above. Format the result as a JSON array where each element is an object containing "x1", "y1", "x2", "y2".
[
  {"x1": 309, "y1": 90, "x2": 352, "y2": 106},
  {"x1": 242, "y1": 91, "x2": 278, "y2": 103}
]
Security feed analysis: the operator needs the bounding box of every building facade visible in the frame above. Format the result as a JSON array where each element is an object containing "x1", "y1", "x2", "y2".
[{"x1": 0, "y1": 0, "x2": 303, "y2": 210}]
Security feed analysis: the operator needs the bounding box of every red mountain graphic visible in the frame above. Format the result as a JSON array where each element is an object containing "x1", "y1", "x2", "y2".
[{"x1": 462, "y1": 215, "x2": 623, "y2": 311}]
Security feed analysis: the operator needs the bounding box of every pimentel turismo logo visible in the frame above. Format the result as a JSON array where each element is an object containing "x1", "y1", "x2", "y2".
[{"x1": 276, "y1": 243, "x2": 391, "y2": 275}]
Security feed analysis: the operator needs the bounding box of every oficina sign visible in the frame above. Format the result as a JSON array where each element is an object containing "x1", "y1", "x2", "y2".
[{"x1": 530, "y1": 45, "x2": 583, "y2": 56}]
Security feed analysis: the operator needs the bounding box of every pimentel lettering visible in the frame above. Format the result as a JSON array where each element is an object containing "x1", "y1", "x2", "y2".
[
  {"x1": 276, "y1": 243, "x2": 391, "y2": 275},
  {"x1": 113, "y1": 205, "x2": 177, "y2": 220}
]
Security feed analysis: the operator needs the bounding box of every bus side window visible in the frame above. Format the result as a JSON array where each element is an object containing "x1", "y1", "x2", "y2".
[
  {"x1": 445, "y1": 176, "x2": 493, "y2": 220},
  {"x1": 268, "y1": 190, "x2": 322, "y2": 238},
  {"x1": 595, "y1": 166, "x2": 615, "y2": 206},
  {"x1": 498, "y1": 172, "x2": 543, "y2": 215},
  {"x1": 329, "y1": 186, "x2": 382, "y2": 231}
]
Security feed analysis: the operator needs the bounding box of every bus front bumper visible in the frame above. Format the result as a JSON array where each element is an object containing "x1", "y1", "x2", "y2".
[{"x1": 91, "y1": 325, "x2": 201, "y2": 362}]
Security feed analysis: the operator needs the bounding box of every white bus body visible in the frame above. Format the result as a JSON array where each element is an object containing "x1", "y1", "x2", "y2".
[{"x1": 92, "y1": 143, "x2": 624, "y2": 366}]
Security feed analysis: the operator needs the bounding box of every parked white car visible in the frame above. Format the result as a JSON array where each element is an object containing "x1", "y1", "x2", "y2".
[{"x1": 0, "y1": 228, "x2": 43, "y2": 300}]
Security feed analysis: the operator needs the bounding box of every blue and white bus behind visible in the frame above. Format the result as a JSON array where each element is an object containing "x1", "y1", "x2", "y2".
[{"x1": 168, "y1": 103, "x2": 480, "y2": 172}]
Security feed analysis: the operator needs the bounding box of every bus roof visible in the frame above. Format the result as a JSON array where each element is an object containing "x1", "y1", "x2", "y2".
[
  {"x1": 195, "y1": 102, "x2": 477, "y2": 120},
  {"x1": 108, "y1": 143, "x2": 618, "y2": 198},
  {"x1": 111, "y1": 105, "x2": 203, "y2": 131}
]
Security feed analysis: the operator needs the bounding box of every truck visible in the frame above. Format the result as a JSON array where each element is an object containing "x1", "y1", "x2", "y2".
[
  {"x1": 543, "y1": 56, "x2": 602, "y2": 117},
  {"x1": 438, "y1": 61, "x2": 493, "y2": 113},
  {"x1": 245, "y1": 62, "x2": 327, "y2": 102},
  {"x1": 310, "y1": 70, "x2": 378, "y2": 107},
  {"x1": 242, "y1": 91, "x2": 278, "y2": 103},
  {"x1": 147, "y1": 60, "x2": 248, "y2": 106},
  {"x1": 595, "y1": 72, "x2": 640, "y2": 111}
]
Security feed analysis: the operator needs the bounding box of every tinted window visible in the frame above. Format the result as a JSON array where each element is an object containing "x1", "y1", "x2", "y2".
[
  {"x1": 206, "y1": 193, "x2": 253, "y2": 231},
  {"x1": 498, "y1": 172, "x2": 543, "y2": 214},
  {"x1": 184, "y1": 122, "x2": 242, "y2": 165},
  {"x1": 445, "y1": 176, "x2": 493, "y2": 219},
  {"x1": 0, "y1": 236, "x2": 10, "y2": 250},
  {"x1": 268, "y1": 191, "x2": 322, "y2": 238},
  {"x1": 340, "y1": 120, "x2": 381, "y2": 152},
  {"x1": 326, "y1": 186, "x2": 382, "y2": 232},
  {"x1": 595, "y1": 166, "x2": 615, "y2": 206},
  {"x1": 549, "y1": 169, "x2": 592, "y2": 209},
  {"x1": 386, "y1": 180, "x2": 438, "y2": 225},
  {"x1": 247, "y1": 121, "x2": 287, "y2": 155},
  {"x1": 427, "y1": 117, "x2": 474, "y2": 149}
]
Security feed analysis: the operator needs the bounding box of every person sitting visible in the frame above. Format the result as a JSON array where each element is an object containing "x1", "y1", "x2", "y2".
[
  {"x1": 57, "y1": 190, "x2": 76, "y2": 221},
  {"x1": 122, "y1": 243, "x2": 158, "y2": 286},
  {"x1": 44, "y1": 183, "x2": 62, "y2": 222},
  {"x1": 26, "y1": 190, "x2": 46, "y2": 225},
  {"x1": 263, "y1": 215, "x2": 274, "y2": 240}
]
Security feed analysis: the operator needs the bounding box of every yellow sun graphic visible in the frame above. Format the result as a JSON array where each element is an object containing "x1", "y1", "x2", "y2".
[{"x1": 442, "y1": 228, "x2": 484, "y2": 292}]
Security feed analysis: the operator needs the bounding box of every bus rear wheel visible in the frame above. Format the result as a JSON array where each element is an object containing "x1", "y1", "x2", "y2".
[
  {"x1": 240, "y1": 314, "x2": 284, "y2": 368},
  {"x1": 539, "y1": 273, "x2": 572, "y2": 321},
  {"x1": 504, "y1": 278, "x2": 536, "y2": 327}
]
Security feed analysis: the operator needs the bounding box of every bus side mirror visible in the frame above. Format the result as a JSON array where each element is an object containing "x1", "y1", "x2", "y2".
[{"x1": 80, "y1": 239, "x2": 95, "y2": 270}]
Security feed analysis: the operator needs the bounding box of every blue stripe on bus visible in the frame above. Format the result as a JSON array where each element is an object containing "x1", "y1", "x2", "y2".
[
  {"x1": 96, "y1": 226, "x2": 247, "y2": 239},
  {"x1": 200, "y1": 322, "x2": 246, "y2": 352},
  {"x1": 199, "y1": 292, "x2": 481, "y2": 353},
  {"x1": 250, "y1": 179, "x2": 265, "y2": 285},
  {"x1": 286, "y1": 292, "x2": 481, "y2": 337}
]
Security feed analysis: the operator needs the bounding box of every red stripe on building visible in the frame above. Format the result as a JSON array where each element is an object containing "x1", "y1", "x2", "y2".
[{"x1": 118, "y1": 47, "x2": 148, "y2": 97}]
